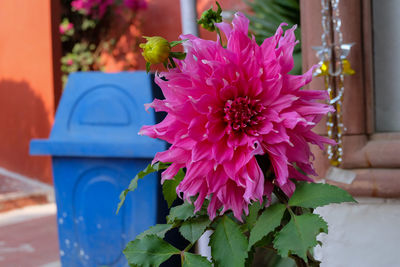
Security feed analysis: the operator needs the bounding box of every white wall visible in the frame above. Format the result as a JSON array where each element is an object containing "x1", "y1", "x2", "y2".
[
  {"x1": 373, "y1": 0, "x2": 400, "y2": 132},
  {"x1": 314, "y1": 198, "x2": 400, "y2": 267}
]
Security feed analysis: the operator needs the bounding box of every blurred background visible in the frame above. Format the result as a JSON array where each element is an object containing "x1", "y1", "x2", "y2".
[{"x1": 0, "y1": 0, "x2": 399, "y2": 266}]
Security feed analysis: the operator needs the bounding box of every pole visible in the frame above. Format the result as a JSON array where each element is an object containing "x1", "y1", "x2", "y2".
[{"x1": 179, "y1": 0, "x2": 199, "y2": 36}]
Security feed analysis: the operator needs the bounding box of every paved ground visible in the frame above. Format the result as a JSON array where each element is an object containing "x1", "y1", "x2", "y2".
[
  {"x1": 0, "y1": 167, "x2": 53, "y2": 212},
  {"x1": 0, "y1": 204, "x2": 60, "y2": 267}
]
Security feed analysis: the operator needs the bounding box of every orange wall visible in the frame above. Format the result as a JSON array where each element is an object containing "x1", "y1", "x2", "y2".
[
  {"x1": 0, "y1": 0, "x2": 245, "y2": 184},
  {"x1": 0, "y1": 0, "x2": 57, "y2": 183}
]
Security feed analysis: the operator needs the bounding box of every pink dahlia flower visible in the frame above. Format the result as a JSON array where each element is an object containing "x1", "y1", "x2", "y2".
[{"x1": 140, "y1": 12, "x2": 334, "y2": 220}]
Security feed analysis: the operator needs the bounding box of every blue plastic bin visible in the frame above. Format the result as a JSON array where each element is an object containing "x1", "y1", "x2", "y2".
[{"x1": 30, "y1": 72, "x2": 165, "y2": 266}]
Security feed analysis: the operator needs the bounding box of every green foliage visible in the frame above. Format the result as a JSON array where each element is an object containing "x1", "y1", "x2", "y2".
[
  {"x1": 183, "y1": 252, "x2": 212, "y2": 267},
  {"x1": 145, "y1": 62, "x2": 151, "y2": 73},
  {"x1": 170, "y1": 52, "x2": 187, "y2": 60},
  {"x1": 209, "y1": 215, "x2": 249, "y2": 267},
  {"x1": 170, "y1": 40, "x2": 187, "y2": 48},
  {"x1": 123, "y1": 235, "x2": 180, "y2": 267},
  {"x1": 117, "y1": 162, "x2": 170, "y2": 214},
  {"x1": 81, "y1": 18, "x2": 96, "y2": 31},
  {"x1": 289, "y1": 182, "x2": 357, "y2": 208},
  {"x1": 248, "y1": 203, "x2": 286, "y2": 249},
  {"x1": 273, "y1": 213, "x2": 328, "y2": 261},
  {"x1": 167, "y1": 201, "x2": 196, "y2": 223},
  {"x1": 60, "y1": 0, "x2": 144, "y2": 87},
  {"x1": 245, "y1": 201, "x2": 262, "y2": 231},
  {"x1": 162, "y1": 168, "x2": 185, "y2": 208},
  {"x1": 136, "y1": 224, "x2": 173, "y2": 240},
  {"x1": 179, "y1": 216, "x2": 210, "y2": 243},
  {"x1": 245, "y1": 0, "x2": 302, "y2": 75},
  {"x1": 119, "y1": 160, "x2": 356, "y2": 267}
]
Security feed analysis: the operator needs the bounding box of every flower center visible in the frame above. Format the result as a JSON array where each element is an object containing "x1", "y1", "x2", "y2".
[{"x1": 223, "y1": 97, "x2": 265, "y2": 133}]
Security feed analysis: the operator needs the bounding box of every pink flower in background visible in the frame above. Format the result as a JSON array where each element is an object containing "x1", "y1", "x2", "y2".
[
  {"x1": 71, "y1": 0, "x2": 91, "y2": 14},
  {"x1": 59, "y1": 22, "x2": 74, "y2": 35},
  {"x1": 140, "y1": 13, "x2": 334, "y2": 220},
  {"x1": 71, "y1": 0, "x2": 114, "y2": 19},
  {"x1": 66, "y1": 59, "x2": 74, "y2": 66},
  {"x1": 123, "y1": 0, "x2": 148, "y2": 11}
]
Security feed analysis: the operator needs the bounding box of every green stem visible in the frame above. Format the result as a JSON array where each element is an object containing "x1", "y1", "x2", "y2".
[
  {"x1": 183, "y1": 242, "x2": 194, "y2": 252},
  {"x1": 307, "y1": 251, "x2": 321, "y2": 267},
  {"x1": 169, "y1": 56, "x2": 177, "y2": 68},
  {"x1": 291, "y1": 255, "x2": 309, "y2": 267},
  {"x1": 180, "y1": 243, "x2": 195, "y2": 266},
  {"x1": 215, "y1": 27, "x2": 224, "y2": 46},
  {"x1": 180, "y1": 251, "x2": 184, "y2": 267},
  {"x1": 272, "y1": 180, "x2": 311, "y2": 267},
  {"x1": 273, "y1": 186, "x2": 289, "y2": 204},
  {"x1": 287, "y1": 206, "x2": 296, "y2": 218}
]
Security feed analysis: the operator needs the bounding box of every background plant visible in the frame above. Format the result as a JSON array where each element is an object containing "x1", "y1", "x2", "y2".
[
  {"x1": 245, "y1": 0, "x2": 301, "y2": 75},
  {"x1": 60, "y1": 0, "x2": 147, "y2": 85}
]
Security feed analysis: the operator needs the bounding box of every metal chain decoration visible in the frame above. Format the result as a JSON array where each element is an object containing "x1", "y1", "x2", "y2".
[{"x1": 313, "y1": 0, "x2": 355, "y2": 166}]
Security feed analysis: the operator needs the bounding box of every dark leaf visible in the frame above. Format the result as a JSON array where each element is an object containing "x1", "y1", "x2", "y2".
[
  {"x1": 124, "y1": 235, "x2": 180, "y2": 267},
  {"x1": 245, "y1": 201, "x2": 262, "y2": 231},
  {"x1": 179, "y1": 216, "x2": 210, "y2": 244},
  {"x1": 289, "y1": 182, "x2": 356, "y2": 209},
  {"x1": 170, "y1": 39, "x2": 188, "y2": 47},
  {"x1": 146, "y1": 62, "x2": 151, "y2": 73},
  {"x1": 183, "y1": 252, "x2": 212, "y2": 267},
  {"x1": 162, "y1": 169, "x2": 185, "y2": 208},
  {"x1": 248, "y1": 203, "x2": 286, "y2": 249},
  {"x1": 170, "y1": 52, "x2": 187, "y2": 60},
  {"x1": 136, "y1": 224, "x2": 173, "y2": 240},
  {"x1": 273, "y1": 214, "x2": 328, "y2": 261},
  {"x1": 167, "y1": 202, "x2": 196, "y2": 223},
  {"x1": 117, "y1": 162, "x2": 169, "y2": 214},
  {"x1": 209, "y1": 215, "x2": 248, "y2": 267}
]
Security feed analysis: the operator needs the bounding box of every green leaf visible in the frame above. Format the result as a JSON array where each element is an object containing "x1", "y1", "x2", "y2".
[
  {"x1": 183, "y1": 252, "x2": 212, "y2": 267},
  {"x1": 136, "y1": 224, "x2": 173, "y2": 240},
  {"x1": 244, "y1": 0, "x2": 302, "y2": 75},
  {"x1": 273, "y1": 213, "x2": 328, "y2": 261},
  {"x1": 288, "y1": 182, "x2": 356, "y2": 209},
  {"x1": 117, "y1": 162, "x2": 170, "y2": 214},
  {"x1": 81, "y1": 18, "x2": 96, "y2": 31},
  {"x1": 170, "y1": 52, "x2": 187, "y2": 60},
  {"x1": 162, "y1": 169, "x2": 185, "y2": 208},
  {"x1": 170, "y1": 39, "x2": 188, "y2": 47},
  {"x1": 245, "y1": 201, "x2": 262, "y2": 230},
  {"x1": 123, "y1": 235, "x2": 180, "y2": 267},
  {"x1": 179, "y1": 216, "x2": 210, "y2": 244},
  {"x1": 209, "y1": 215, "x2": 248, "y2": 267},
  {"x1": 167, "y1": 201, "x2": 196, "y2": 223},
  {"x1": 248, "y1": 203, "x2": 286, "y2": 249},
  {"x1": 146, "y1": 62, "x2": 151, "y2": 73}
]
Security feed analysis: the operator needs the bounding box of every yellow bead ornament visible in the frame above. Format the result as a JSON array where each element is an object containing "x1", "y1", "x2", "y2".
[{"x1": 315, "y1": 59, "x2": 355, "y2": 77}]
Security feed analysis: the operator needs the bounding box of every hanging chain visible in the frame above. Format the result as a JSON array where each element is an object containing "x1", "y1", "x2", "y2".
[{"x1": 317, "y1": 0, "x2": 353, "y2": 166}]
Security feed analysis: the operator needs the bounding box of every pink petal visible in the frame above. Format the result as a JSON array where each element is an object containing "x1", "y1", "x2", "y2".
[{"x1": 188, "y1": 116, "x2": 207, "y2": 141}]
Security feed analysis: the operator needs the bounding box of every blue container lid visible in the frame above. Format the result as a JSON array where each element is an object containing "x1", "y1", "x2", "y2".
[{"x1": 30, "y1": 72, "x2": 165, "y2": 158}]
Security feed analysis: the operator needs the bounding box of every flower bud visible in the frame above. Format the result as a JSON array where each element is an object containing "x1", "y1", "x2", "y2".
[
  {"x1": 139, "y1": 36, "x2": 171, "y2": 65},
  {"x1": 198, "y1": 2, "x2": 222, "y2": 32}
]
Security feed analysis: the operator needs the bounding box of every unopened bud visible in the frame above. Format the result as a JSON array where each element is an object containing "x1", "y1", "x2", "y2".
[{"x1": 139, "y1": 36, "x2": 171, "y2": 65}]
